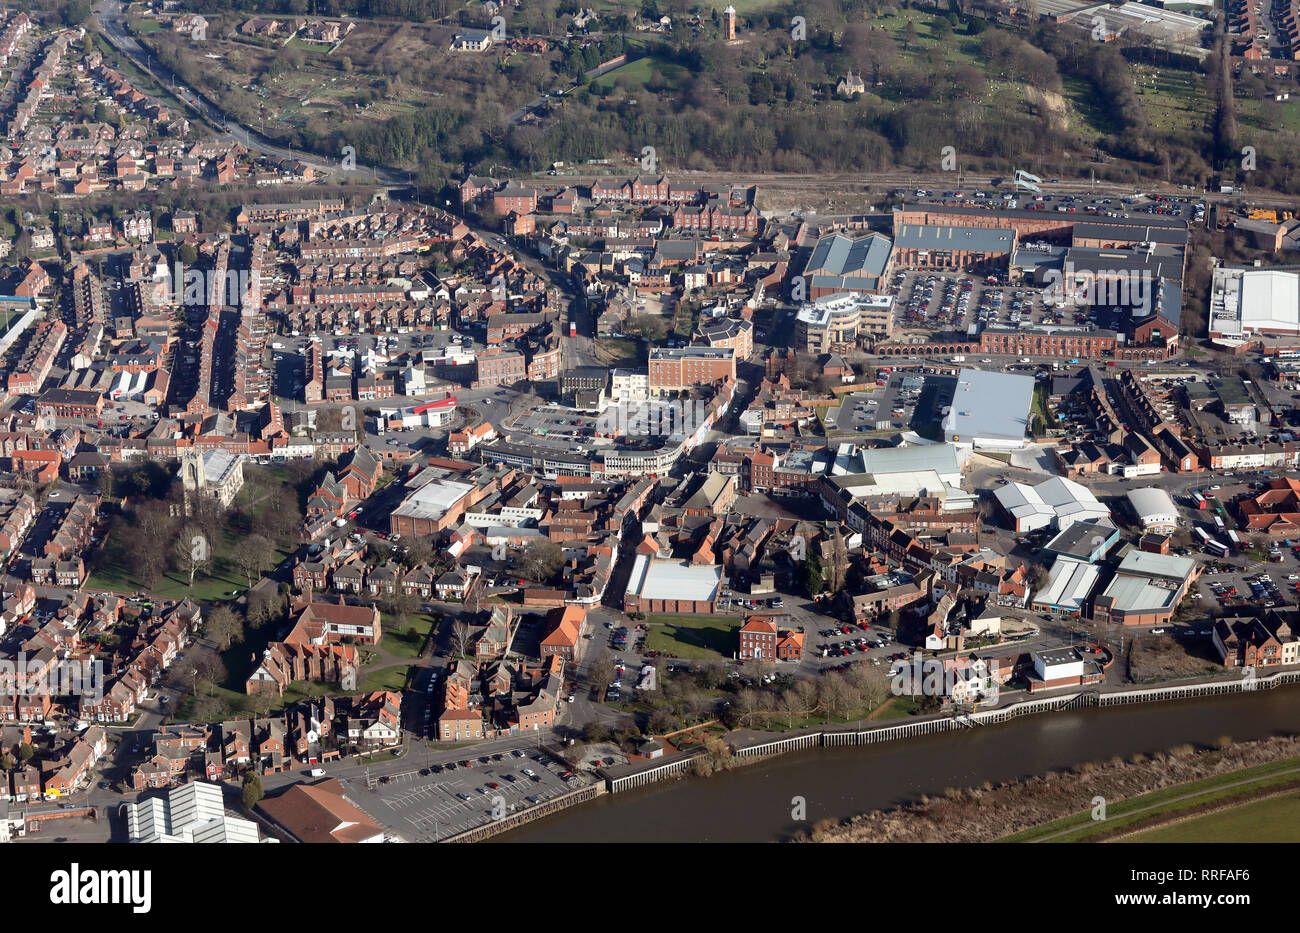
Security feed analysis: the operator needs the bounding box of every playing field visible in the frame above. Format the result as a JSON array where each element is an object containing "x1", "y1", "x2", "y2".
[
  {"x1": 1118, "y1": 790, "x2": 1300, "y2": 843},
  {"x1": 644, "y1": 613, "x2": 737, "y2": 660}
]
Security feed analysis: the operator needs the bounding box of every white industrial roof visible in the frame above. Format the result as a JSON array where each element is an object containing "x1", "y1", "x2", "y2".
[
  {"x1": 1240, "y1": 270, "x2": 1300, "y2": 333},
  {"x1": 944, "y1": 369, "x2": 1035, "y2": 445},
  {"x1": 202, "y1": 449, "x2": 241, "y2": 486},
  {"x1": 391, "y1": 478, "x2": 475, "y2": 521},
  {"x1": 1116, "y1": 549, "x2": 1197, "y2": 581},
  {"x1": 994, "y1": 476, "x2": 1109, "y2": 529},
  {"x1": 1036, "y1": 557, "x2": 1101, "y2": 613},
  {"x1": 127, "y1": 781, "x2": 262, "y2": 843},
  {"x1": 1126, "y1": 486, "x2": 1177, "y2": 520},
  {"x1": 995, "y1": 481, "x2": 1054, "y2": 524},
  {"x1": 860, "y1": 442, "x2": 965, "y2": 479},
  {"x1": 627, "y1": 555, "x2": 722, "y2": 602}
]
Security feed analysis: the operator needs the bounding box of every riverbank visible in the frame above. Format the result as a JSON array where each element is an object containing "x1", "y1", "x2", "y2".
[
  {"x1": 496, "y1": 679, "x2": 1300, "y2": 842},
  {"x1": 802, "y1": 735, "x2": 1300, "y2": 843}
]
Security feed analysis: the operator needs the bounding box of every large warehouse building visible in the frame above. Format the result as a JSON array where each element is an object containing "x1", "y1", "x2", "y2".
[
  {"x1": 801, "y1": 232, "x2": 893, "y2": 299},
  {"x1": 994, "y1": 476, "x2": 1111, "y2": 532},
  {"x1": 624, "y1": 556, "x2": 723, "y2": 614},
  {"x1": 943, "y1": 368, "x2": 1036, "y2": 449},
  {"x1": 1208, "y1": 267, "x2": 1300, "y2": 339}
]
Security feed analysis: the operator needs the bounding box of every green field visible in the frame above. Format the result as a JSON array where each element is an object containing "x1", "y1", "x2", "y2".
[
  {"x1": 86, "y1": 530, "x2": 290, "y2": 603},
  {"x1": 1000, "y1": 756, "x2": 1300, "y2": 843},
  {"x1": 379, "y1": 612, "x2": 437, "y2": 659},
  {"x1": 644, "y1": 613, "x2": 739, "y2": 660},
  {"x1": 360, "y1": 664, "x2": 409, "y2": 693},
  {"x1": 589, "y1": 55, "x2": 684, "y2": 94},
  {"x1": 1119, "y1": 790, "x2": 1300, "y2": 842},
  {"x1": 1131, "y1": 64, "x2": 1209, "y2": 134}
]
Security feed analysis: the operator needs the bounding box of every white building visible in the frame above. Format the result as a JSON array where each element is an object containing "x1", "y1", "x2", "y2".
[
  {"x1": 127, "y1": 781, "x2": 265, "y2": 843},
  {"x1": 1032, "y1": 557, "x2": 1101, "y2": 616},
  {"x1": 994, "y1": 476, "x2": 1110, "y2": 532},
  {"x1": 1126, "y1": 487, "x2": 1179, "y2": 533},
  {"x1": 943, "y1": 369, "x2": 1036, "y2": 450},
  {"x1": 1208, "y1": 267, "x2": 1300, "y2": 340},
  {"x1": 1032, "y1": 647, "x2": 1086, "y2": 686},
  {"x1": 611, "y1": 368, "x2": 649, "y2": 403},
  {"x1": 180, "y1": 448, "x2": 245, "y2": 509}
]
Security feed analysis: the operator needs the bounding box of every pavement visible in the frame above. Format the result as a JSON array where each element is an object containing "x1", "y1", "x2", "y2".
[{"x1": 343, "y1": 744, "x2": 594, "y2": 842}]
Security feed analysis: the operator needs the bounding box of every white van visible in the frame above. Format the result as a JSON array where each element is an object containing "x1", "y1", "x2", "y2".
[{"x1": 309, "y1": 768, "x2": 326, "y2": 777}]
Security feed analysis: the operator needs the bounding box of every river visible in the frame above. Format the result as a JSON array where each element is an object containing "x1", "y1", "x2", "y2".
[{"x1": 496, "y1": 689, "x2": 1300, "y2": 842}]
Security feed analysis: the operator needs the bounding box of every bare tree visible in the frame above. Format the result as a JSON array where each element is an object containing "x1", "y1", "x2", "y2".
[
  {"x1": 845, "y1": 662, "x2": 891, "y2": 714},
  {"x1": 819, "y1": 673, "x2": 851, "y2": 721},
  {"x1": 520, "y1": 539, "x2": 564, "y2": 585},
  {"x1": 451, "y1": 620, "x2": 474, "y2": 658},
  {"x1": 236, "y1": 534, "x2": 276, "y2": 588},
  {"x1": 173, "y1": 524, "x2": 211, "y2": 588},
  {"x1": 205, "y1": 606, "x2": 243, "y2": 651}
]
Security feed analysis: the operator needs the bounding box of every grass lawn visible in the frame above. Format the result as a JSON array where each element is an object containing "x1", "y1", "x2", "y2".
[
  {"x1": 281, "y1": 680, "x2": 341, "y2": 706},
  {"x1": 593, "y1": 337, "x2": 641, "y2": 367},
  {"x1": 128, "y1": 16, "x2": 163, "y2": 34},
  {"x1": 779, "y1": 702, "x2": 893, "y2": 731},
  {"x1": 360, "y1": 664, "x2": 409, "y2": 694},
  {"x1": 999, "y1": 755, "x2": 1300, "y2": 842},
  {"x1": 380, "y1": 612, "x2": 436, "y2": 660},
  {"x1": 87, "y1": 525, "x2": 294, "y2": 603},
  {"x1": 643, "y1": 613, "x2": 738, "y2": 660},
  {"x1": 589, "y1": 55, "x2": 684, "y2": 94},
  {"x1": 872, "y1": 695, "x2": 932, "y2": 721},
  {"x1": 1132, "y1": 64, "x2": 1208, "y2": 135},
  {"x1": 1118, "y1": 789, "x2": 1300, "y2": 843}
]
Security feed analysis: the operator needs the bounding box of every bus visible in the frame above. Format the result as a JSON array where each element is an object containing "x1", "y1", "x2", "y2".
[
  {"x1": 1214, "y1": 515, "x2": 1226, "y2": 532},
  {"x1": 1192, "y1": 492, "x2": 1207, "y2": 510},
  {"x1": 1228, "y1": 529, "x2": 1242, "y2": 552},
  {"x1": 1206, "y1": 539, "x2": 1228, "y2": 557},
  {"x1": 1195, "y1": 527, "x2": 1212, "y2": 546}
]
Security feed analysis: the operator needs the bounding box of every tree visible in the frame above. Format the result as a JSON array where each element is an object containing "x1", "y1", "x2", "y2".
[
  {"x1": 383, "y1": 591, "x2": 418, "y2": 628},
  {"x1": 193, "y1": 694, "x2": 228, "y2": 722},
  {"x1": 819, "y1": 673, "x2": 851, "y2": 721},
  {"x1": 402, "y1": 536, "x2": 432, "y2": 569},
  {"x1": 236, "y1": 534, "x2": 276, "y2": 588},
  {"x1": 205, "y1": 606, "x2": 242, "y2": 651},
  {"x1": 247, "y1": 588, "x2": 284, "y2": 630},
  {"x1": 520, "y1": 539, "x2": 564, "y2": 585},
  {"x1": 824, "y1": 530, "x2": 850, "y2": 595},
  {"x1": 801, "y1": 552, "x2": 826, "y2": 598},
  {"x1": 173, "y1": 524, "x2": 211, "y2": 587},
  {"x1": 845, "y1": 663, "x2": 891, "y2": 715},
  {"x1": 241, "y1": 771, "x2": 265, "y2": 809},
  {"x1": 178, "y1": 242, "x2": 198, "y2": 265},
  {"x1": 590, "y1": 655, "x2": 615, "y2": 690},
  {"x1": 18, "y1": 742, "x2": 34, "y2": 762},
  {"x1": 451, "y1": 620, "x2": 474, "y2": 658},
  {"x1": 902, "y1": 20, "x2": 917, "y2": 52}
]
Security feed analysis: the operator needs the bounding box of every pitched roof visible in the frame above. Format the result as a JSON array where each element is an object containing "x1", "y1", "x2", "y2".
[{"x1": 258, "y1": 778, "x2": 383, "y2": 843}]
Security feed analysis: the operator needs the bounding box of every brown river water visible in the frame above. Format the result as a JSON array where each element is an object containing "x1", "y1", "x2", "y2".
[{"x1": 496, "y1": 689, "x2": 1300, "y2": 842}]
